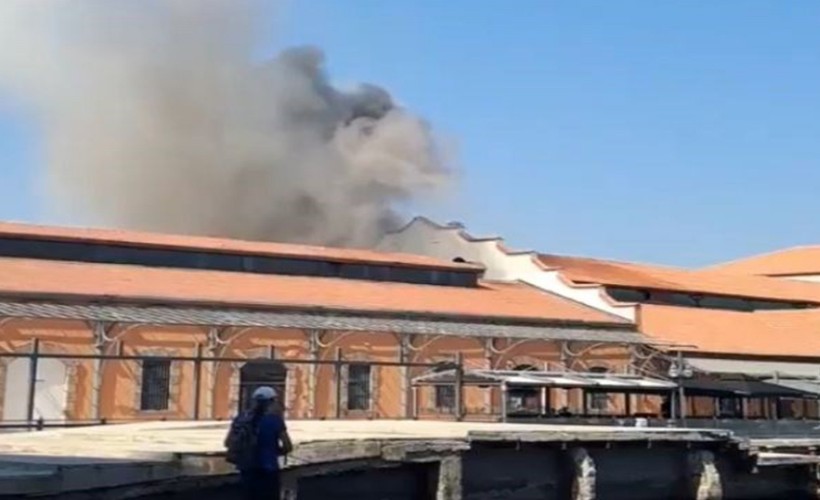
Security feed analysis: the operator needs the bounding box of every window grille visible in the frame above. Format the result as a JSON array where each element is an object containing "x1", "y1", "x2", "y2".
[
  {"x1": 346, "y1": 363, "x2": 371, "y2": 411},
  {"x1": 435, "y1": 385, "x2": 455, "y2": 412},
  {"x1": 140, "y1": 358, "x2": 171, "y2": 411}
]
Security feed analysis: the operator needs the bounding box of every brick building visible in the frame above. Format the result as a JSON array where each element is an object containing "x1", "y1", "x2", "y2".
[
  {"x1": 380, "y1": 217, "x2": 820, "y2": 421},
  {"x1": 0, "y1": 222, "x2": 656, "y2": 425}
]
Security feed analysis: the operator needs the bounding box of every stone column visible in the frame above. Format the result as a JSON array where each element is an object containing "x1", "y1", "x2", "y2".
[
  {"x1": 569, "y1": 447, "x2": 596, "y2": 500},
  {"x1": 399, "y1": 334, "x2": 410, "y2": 418},
  {"x1": 688, "y1": 450, "x2": 723, "y2": 500},
  {"x1": 436, "y1": 455, "x2": 463, "y2": 500},
  {"x1": 91, "y1": 322, "x2": 111, "y2": 421},
  {"x1": 484, "y1": 339, "x2": 494, "y2": 414},
  {"x1": 204, "y1": 327, "x2": 222, "y2": 420},
  {"x1": 308, "y1": 330, "x2": 320, "y2": 419}
]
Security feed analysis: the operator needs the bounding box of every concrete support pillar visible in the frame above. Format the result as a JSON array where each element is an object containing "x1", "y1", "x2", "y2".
[
  {"x1": 436, "y1": 455, "x2": 463, "y2": 500},
  {"x1": 569, "y1": 447, "x2": 596, "y2": 500},
  {"x1": 688, "y1": 450, "x2": 723, "y2": 500},
  {"x1": 282, "y1": 475, "x2": 298, "y2": 500}
]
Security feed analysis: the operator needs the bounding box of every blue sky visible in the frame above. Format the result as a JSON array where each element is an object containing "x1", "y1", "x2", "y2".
[{"x1": 3, "y1": 1, "x2": 820, "y2": 266}]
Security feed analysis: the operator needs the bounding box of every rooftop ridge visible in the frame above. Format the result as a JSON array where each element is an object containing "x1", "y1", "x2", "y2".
[
  {"x1": 0, "y1": 219, "x2": 481, "y2": 272},
  {"x1": 393, "y1": 217, "x2": 540, "y2": 257},
  {"x1": 537, "y1": 252, "x2": 688, "y2": 272},
  {"x1": 386, "y1": 217, "x2": 639, "y2": 320},
  {"x1": 703, "y1": 244, "x2": 820, "y2": 276}
]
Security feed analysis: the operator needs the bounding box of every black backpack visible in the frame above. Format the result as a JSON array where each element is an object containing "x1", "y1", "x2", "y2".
[{"x1": 224, "y1": 412, "x2": 258, "y2": 468}]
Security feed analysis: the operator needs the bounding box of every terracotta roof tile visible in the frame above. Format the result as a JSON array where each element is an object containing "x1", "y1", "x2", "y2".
[
  {"x1": 538, "y1": 253, "x2": 820, "y2": 305},
  {"x1": 0, "y1": 221, "x2": 479, "y2": 271},
  {"x1": 638, "y1": 304, "x2": 820, "y2": 358},
  {"x1": 704, "y1": 246, "x2": 820, "y2": 277},
  {"x1": 0, "y1": 257, "x2": 629, "y2": 327}
]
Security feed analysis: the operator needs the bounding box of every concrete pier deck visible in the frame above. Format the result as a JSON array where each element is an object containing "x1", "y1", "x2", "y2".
[{"x1": 0, "y1": 421, "x2": 812, "y2": 499}]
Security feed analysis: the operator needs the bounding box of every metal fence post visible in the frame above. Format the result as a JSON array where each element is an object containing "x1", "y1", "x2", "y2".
[
  {"x1": 193, "y1": 343, "x2": 203, "y2": 420},
  {"x1": 454, "y1": 352, "x2": 464, "y2": 421},
  {"x1": 334, "y1": 348, "x2": 343, "y2": 419},
  {"x1": 25, "y1": 338, "x2": 40, "y2": 430}
]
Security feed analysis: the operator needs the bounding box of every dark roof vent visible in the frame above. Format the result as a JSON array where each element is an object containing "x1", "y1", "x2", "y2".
[
  {"x1": 446, "y1": 221, "x2": 465, "y2": 229},
  {"x1": 453, "y1": 257, "x2": 467, "y2": 263}
]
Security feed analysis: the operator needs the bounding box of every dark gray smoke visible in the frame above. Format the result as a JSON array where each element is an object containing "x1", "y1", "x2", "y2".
[{"x1": 0, "y1": 0, "x2": 452, "y2": 246}]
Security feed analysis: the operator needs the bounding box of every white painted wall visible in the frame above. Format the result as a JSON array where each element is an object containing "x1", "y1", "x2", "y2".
[
  {"x1": 379, "y1": 219, "x2": 636, "y2": 321},
  {"x1": 3, "y1": 358, "x2": 68, "y2": 422}
]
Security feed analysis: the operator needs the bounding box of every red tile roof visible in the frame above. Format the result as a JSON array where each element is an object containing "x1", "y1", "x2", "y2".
[
  {"x1": 0, "y1": 257, "x2": 629, "y2": 326},
  {"x1": 638, "y1": 304, "x2": 820, "y2": 358},
  {"x1": 704, "y1": 246, "x2": 820, "y2": 277},
  {"x1": 538, "y1": 253, "x2": 820, "y2": 304},
  {"x1": 0, "y1": 221, "x2": 480, "y2": 271}
]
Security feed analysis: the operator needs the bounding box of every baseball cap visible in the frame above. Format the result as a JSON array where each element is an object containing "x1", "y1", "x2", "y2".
[{"x1": 251, "y1": 386, "x2": 278, "y2": 401}]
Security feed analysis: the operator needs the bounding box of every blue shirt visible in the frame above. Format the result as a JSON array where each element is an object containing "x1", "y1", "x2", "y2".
[{"x1": 253, "y1": 413, "x2": 286, "y2": 471}]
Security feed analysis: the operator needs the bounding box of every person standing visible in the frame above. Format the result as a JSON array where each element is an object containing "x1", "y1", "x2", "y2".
[{"x1": 225, "y1": 386, "x2": 293, "y2": 500}]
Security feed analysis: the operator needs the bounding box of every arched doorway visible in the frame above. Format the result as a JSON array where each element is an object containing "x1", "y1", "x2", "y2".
[
  {"x1": 238, "y1": 359, "x2": 287, "y2": 412},
  {"x1": 3, "y1": 358, "x2": 68, "y2": 423}
]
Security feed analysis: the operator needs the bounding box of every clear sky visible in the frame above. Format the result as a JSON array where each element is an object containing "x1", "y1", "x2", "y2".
[{"x1": 2, "y1": 1, "x2": 820, "y2": 267}]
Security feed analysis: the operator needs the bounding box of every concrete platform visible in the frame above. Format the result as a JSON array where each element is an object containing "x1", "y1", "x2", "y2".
[
  {"x1": 0, "y1": 420, "x2": 758, "y2": 498},
  {"x1": 0, "y1": 420, "x2": 736, "y2": 461},
  {"x1": 757, "y1": 452, "x2": 820, "y2": 467}
]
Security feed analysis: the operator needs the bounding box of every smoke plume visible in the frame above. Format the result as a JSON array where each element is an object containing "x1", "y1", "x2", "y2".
[{"x1": 0, "y1": 0, "x2": 452, "y2": 247}]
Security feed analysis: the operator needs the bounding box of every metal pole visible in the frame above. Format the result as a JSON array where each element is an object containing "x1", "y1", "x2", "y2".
[
  {"x1": 411, "y1": 385, "x2": 418, "y2": 419},
  {"x1": 500, "y1": 382, "x2": 508, "y2": 423},
  {"x1": 0, "y1": 351, "x2": 445, "y2": 368},
  {"x1": 334, "y1": 348, "x2": 343, "y2": 419},
  {"x1": 670, "y1": 391, "x2": 678, "y2": 424},
  {"x1": 676, "y1": 351, "x2": 686, "y2": 426},
  {"x1": 541, "y1": 387, "x2": 548, "y2": 417},
  {"x1": 25, "y1": 338, "x2": 40, "y2": 430},
  {"x1": 454, "y1": 352, "x2": 464, "y2": 421},
  {"x1": 193, "y1": 343, "x2": 203, "y2": 420}
]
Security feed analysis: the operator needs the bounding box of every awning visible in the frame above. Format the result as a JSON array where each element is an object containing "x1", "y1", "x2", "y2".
[
  {"x1": 681, "y1": 378, "x2": 819, "y2": 399},
  {"x1": 412, "y1": 369, "x2": 676, "y2": 393},
  {"x1": 763, "y1": 378, "x2": 820, "y2": 396},
  {"x1": 686, "y1": 357, "x2": 820, "y2": 378}
]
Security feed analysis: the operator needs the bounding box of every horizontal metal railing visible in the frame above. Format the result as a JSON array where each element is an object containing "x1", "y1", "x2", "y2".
[{"x1": 1, "y1": 339, "x2": 467, "y2": 430}]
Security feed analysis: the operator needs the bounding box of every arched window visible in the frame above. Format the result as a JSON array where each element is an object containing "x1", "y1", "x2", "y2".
[{"x1": 585, "y1": 366, "x2": 609, "y2": 414}]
